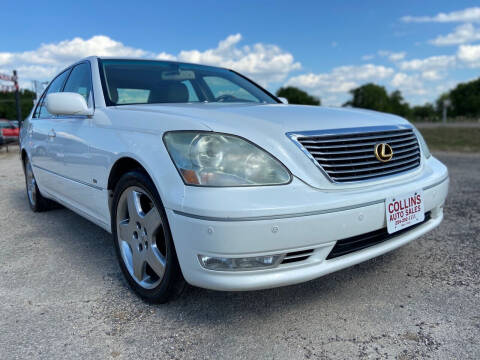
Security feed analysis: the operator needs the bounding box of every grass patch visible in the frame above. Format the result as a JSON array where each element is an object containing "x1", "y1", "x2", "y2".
[{"x1": 419, "y1": 127, "x2": 480, "y2": 153}]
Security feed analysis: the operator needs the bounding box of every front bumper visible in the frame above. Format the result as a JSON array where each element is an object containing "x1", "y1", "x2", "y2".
[{"x1": 166, "y1": 156, "x2": 448, "y2": 291}]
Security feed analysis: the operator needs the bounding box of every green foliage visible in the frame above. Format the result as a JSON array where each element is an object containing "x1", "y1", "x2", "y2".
[
  {"x1": 343, "y1": 83, "x2": 391, "y2": 112},
  {"x1": 412, "y1": 103, "x2": 437, "y2": 121},
  {"x1": 0, "y1": 90, "x2": 36, "y2": 120},
  {"x1": 438, "y1": 77, "x2": 480, "y2": 117},
  {"x1": 276, "y1": 86, "x2": 321, "y2": 105},
  {"x1": 388, "y1": 90, "x2": 411, "y2": 118},
  {"x1": 343, "y1": 78, "x2": 480, "y2": 121},
  {"x1": 343, "y1": 83, "x2": 411, "y2": 118}
]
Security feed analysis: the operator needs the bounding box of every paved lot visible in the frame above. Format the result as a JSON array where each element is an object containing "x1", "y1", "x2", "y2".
[{"x1": 1, "y1": 147, "x2": 479, "y2": 359}]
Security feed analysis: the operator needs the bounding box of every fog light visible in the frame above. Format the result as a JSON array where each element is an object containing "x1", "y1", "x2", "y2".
[{"x1": 198, "y1": 254, "x2": 283, "y2": 271}]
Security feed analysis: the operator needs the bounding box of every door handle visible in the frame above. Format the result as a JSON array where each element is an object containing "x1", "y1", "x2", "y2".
[{"x1": 48, "y1": 129, "x2": 56, "y2": 138}]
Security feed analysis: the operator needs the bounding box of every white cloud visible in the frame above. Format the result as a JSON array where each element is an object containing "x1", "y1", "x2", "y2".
[
  {"x1": 3, "y1": 33, "x2": 475, "y2": 107},
  {"x1": 399, "y1": 55, "x2": 455, "y2": 71},
  {"x1": 391, "y1": 73, "x2": 409, "y2": 87},
  {"x1": 430, "y1": 23, "x2": 480, "y2": 46},
  {"x1": 457, "y1": 44, "x2": 480, "y2": 67},
  {"x1": 0, "y1": 35, "x2": 154, "y2": 85},
  {"x1": 401, "y1": 7, "x2": 480, "y2": 23},
  {"x1": 285, "y1": 64, "x2": 394, "y2": 105},
  {"x1": 378, "y1": 50, "x2": 406, "y2": 62},
  {"x1": 0, "y1": 34, "x2": 300, "y2": 89},
  {"x1": 391, "y1": 73, "x2": 427, "y2": 95},
  {"x1": 389, "y1": 52, "x2": 407, "y2": 62},
  {"x1": 421, "y1": 70, "x2": 442, "y2": 81},
  {"x1": 0, "y1": 53, "x2": 14, "y2": 65},
  {"x1": 284, "y1": 51, "x2": 461, "y2": 106},
  {"x1": 155, "y1": 52, "x2": 177, "y2": 61},
  {"x1": 1, "y1": 35, "x2": 148, "y2": 68},
  {"x1": 177, "y1": 34, "x2": 301, "y2": 86},
  {"x1": 390, "y1": 68, "x2": 445, "y2": 97}
]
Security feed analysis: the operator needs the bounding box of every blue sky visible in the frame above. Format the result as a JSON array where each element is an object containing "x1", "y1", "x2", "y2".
[{"x1": 2, "y1": 1, "x2": 480, "y2": 105}]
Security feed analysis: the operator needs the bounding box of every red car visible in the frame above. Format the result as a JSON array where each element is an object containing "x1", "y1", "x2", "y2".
[{"x1": 0, "y1": 120, "x2": 20, "y2": 147}]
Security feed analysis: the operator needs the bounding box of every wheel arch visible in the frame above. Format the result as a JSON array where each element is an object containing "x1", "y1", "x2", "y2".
[
  {"x1": 21, "y1": 148, "x2": 28, "y2": 172},
  {"x1": 107, "y1": 156, "x2": 157, "y2": 212}
]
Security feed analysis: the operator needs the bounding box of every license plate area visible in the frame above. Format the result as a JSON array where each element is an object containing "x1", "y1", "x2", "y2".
[{"x1": 386, "y1": 190, "x2": 425, "y2": 234}]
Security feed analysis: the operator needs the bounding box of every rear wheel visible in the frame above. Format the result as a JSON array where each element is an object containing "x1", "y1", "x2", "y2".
[
  {"x1": 112, "y1": 171, "x2": 185, "y2": 303},
  {"x1": 24, "y1": 157, "x2": 53, "y2": 212}
]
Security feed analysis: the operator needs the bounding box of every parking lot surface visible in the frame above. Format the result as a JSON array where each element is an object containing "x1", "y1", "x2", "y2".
[{"x1": 1, "y1": 147, "x2": 479, "y2": 359}]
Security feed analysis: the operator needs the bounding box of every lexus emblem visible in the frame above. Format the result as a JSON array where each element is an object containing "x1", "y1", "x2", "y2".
[{"x1": 374, "y1": 143, "x2": 393, "y2": 162}]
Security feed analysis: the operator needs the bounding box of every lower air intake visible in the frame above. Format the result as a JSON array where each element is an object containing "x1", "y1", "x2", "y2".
[{"x1": 326, "y1": 212, "x2": 431, "y2": 260}]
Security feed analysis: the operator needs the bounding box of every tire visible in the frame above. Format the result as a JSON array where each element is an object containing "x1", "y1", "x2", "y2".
[
  {"x1": 111, "y1": 171, "x2": 185, "y2": 303},
  {"x1": 24, "y1": 157, "x2": 54, "y2": 212}
]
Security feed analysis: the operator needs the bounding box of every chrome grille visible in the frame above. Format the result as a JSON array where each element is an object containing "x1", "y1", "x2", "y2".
[{"x1": 290, "y1": 127, "x2": 421, "y2": 183}]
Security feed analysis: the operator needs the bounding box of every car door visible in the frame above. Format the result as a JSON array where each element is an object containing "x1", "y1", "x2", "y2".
[
  {"x1": 50, "y1": 62, "x2": 97, "y2": 213},
  {"x1": 29, "y1": 69, "x2": 71, "y2": 193}
]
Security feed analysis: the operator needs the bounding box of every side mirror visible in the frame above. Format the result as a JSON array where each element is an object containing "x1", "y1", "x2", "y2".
[
  {"x1": 46, "y1": 92, "x2": 93, "y2": 116},
  {"x1": 278, "y1": 97, "x2": 289, "y2": 105}
]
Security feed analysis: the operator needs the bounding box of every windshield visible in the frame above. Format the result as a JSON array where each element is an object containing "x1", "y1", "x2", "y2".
[{"x1": 98, "y1": 59, "x2": 278, "y2": 106}]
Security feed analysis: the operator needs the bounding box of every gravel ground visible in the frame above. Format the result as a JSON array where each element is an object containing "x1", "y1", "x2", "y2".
[{"x1": 0, "y1": 147, "x2": 479, "y2": 360}]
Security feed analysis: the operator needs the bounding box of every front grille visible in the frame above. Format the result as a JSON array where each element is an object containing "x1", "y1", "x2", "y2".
[
  {"x1": 326, "y1": 212, "x2": 431, "y2": 260},
  {"x1": 293, "y1": 127, "x2": 421, "y2": 182}
]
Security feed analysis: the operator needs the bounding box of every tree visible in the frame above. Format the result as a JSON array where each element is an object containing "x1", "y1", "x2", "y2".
[
  {"x1": 436, "y1": 77, "x2": 480, "y2": 118},
  {"x1": 343, "y1": 83, "x2": 412, "y2": 117},
  {"x1": 343, "y1": 83, "x2": 391, "y2": 112},
  {"x1": 276, "y1": 86, "x2": 321, "y2": 105},
  {"x1": 0, "y1": 90, "x2": 36, "y2": 120},
  {"x1": 412, "y1": 103, "x2": 437, "y2": 121},
  {"x1": 389, "y1": 90, "x2": 411, "y2": 118}
]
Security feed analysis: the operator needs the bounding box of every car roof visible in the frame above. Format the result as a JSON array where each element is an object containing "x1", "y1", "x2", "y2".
[{"x1": 92, "y1": 56, "x2": 229, "y2": 72}]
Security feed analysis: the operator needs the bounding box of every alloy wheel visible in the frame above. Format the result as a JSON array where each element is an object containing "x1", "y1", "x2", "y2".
[
  {"x1": 116, "y1": 186, "x2": 167, "y2": 289},
  {"x1": 25, "y1": 160, "x2": 37, "y2": 206}
]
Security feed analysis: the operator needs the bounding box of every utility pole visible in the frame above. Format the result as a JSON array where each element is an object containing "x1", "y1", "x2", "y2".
[
  {"x1": 442, "y1": 99, "x2": 451, "y2": 125},
  {"x1": 13, "y1": 70, "x2": 22, "y2": 124},
  {"x1": 33, "y1": 80, "x2": 48, "y2": 101}
]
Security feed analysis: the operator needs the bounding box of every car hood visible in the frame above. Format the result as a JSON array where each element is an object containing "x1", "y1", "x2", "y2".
[
  {"x1": 113, "y1": 103, "x2": 413, "y2": 189},
  {"x1": 115, "y1": 102, "x2": 409, "y2": 133}
]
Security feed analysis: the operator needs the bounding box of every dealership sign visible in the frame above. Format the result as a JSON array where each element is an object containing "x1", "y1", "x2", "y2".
[
  {"x1": 386, "y1": 190, "x2": 425, "y2": 234},
  {"x1": 0, "y1": 73, "x2": 15, "y2": 82},
  {"x1": 0, "y1": 72, "x2": 19, "y2": 93}
]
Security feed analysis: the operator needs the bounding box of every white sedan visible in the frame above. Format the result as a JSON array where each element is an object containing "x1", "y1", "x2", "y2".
[{"x1": 20, "y1": 57, "x2": 449, "y2": 303}]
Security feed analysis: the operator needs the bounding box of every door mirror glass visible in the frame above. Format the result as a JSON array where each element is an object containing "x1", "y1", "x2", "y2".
[{"x1": 46, "y1": 92, "x2": 93, "y2": 116}]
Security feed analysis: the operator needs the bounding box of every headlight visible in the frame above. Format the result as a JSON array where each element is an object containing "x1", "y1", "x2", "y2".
[
  {"x1": 413, "y1": 127, "x2": 431, "y2": 159},
  {"x1": 163, "y1": 131, "x2": 292, "y2": 186}
]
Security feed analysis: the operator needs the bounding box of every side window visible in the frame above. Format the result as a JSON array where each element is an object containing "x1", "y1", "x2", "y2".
[
  {"x1": 181, "y1": 80, "x2": 199, "y2": 102},
  {"x1": 34, "y1": 69, "x2": 71, "y2": 119},
  {"x1": 63, "y1": 62, "x2": 93, "y2": 107},
  {"x1": 116, "y1": 89, "x2": 151, "y2": 104},
  {"x1": 203, "y1": 76, "x2": 258, "y2": 102},
  {"x1": 32, "y1": 93, "x2": 46, "y2": 119}
]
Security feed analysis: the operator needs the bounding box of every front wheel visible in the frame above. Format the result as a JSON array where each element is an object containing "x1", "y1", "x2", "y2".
[
  {"x1": 111, "y1": 171, "x2": 185, "y2": 303},
  {"x1": 24, "y1": 157, "x2": 53, "y2": 212}
]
